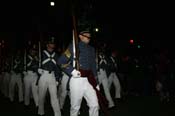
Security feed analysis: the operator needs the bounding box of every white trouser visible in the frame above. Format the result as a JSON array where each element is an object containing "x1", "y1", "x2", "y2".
[
  {"x1": 108, "y1": 72, "x2": 121, "y2": 98},
  {"x1": 97, "y1": 69, "x2": 114, "y2": 108},
  {"x1": 58, "y1": 72, "x2": 70, "y2": 109},
  {"x1": 23, "y1": 71, "x2": 38, "y2": 107},
  {"x1": 2, "y1": 72, "x2": 11, "y2": 97},
  {"x1": 38, "y1": 71, "x2": 61, "y2": 116},
  {"x1": 9, "y1": 72, "x2": 24, "y2": 102},
  {"x1": 69, "y1": 77, "x2": 99, "y2": 116}
]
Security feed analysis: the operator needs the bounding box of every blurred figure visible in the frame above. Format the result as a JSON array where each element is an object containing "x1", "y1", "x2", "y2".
[
  {"x1": 37, "y1": 37, "x2": 62, "y2": 116},
  {"x1": 97, "y1": 45, "x2": 115, "y2": 108},
  {"x1": 58, "y1": 71, "x2": 70, "y2": 110},
  {"x1": 108, "y1": 49, "x2": 121, "y2": 99},
  {"x1": 9, "y1": 50, "x2": 24, "y2": 102},
  {"x1": 23, "y1": 43, "x2": 39, "y2": 107},
  {"x1": 2, "y1": 56, "x2": 11, "y2": 98}
]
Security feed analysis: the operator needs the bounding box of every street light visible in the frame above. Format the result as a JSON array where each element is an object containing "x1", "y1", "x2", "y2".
[
  {"x1": 95, "y1": 28, "x2": 99, "y2": 32},
  {"x1": 50, "y1": 1, "x2": 55, "y2": 6}
]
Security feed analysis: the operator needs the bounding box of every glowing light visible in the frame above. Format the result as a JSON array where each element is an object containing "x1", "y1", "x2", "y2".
[
  {"x1": 95, "y1": 28, "x2": 99, "y2": 32},
  {"x1": 137, "y1": 45, "x2": 141, "y2": 48},
  {"x1": 50, "y1": 2, "x2": 55, "y2": 6},
  {"x1": 129, "y1": 39, "x2": 134, "y2": 44}
]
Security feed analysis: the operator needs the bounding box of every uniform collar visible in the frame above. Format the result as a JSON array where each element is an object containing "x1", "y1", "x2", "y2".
[
  {"x1": 79, "y1": 41, "x2": 88, "y2": 46},
  {"x1": 46, "y1": 49, "x2": 55, "y2": 54}
]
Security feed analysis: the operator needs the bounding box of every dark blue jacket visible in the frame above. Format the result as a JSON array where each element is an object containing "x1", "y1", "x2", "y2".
[
  {"x1": 58, "y1": 41, "x2": 97, "y2": 77},
  {"x1": 26, "y1": 54, "x2": 39, "y2": 72},
  {"x1": 13, "y1": 56, "x2": 24, "y2": 74},
  {"x1": 41, "y1": 50, "x2": 62, "y2": 81},
  {"x1": 97, "y1": 52, "x2": 108, "y2": 71}
]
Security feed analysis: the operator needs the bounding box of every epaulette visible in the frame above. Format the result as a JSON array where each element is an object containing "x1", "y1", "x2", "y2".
[
  {"x1": 61, "y1": 61, "x2": 71, "y2": 69},
  {"x1": 61, "y1": 63, "x2": 70, "y2": 69},
  {"x1": 64, "y1": 48, "x2": 71, "y2": 59}
]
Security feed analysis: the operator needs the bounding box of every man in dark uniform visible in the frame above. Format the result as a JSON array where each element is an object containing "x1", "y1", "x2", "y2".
[
  {"x1": 9, "y1": 50, "x2": 24, "y2": 102},
  {"x1": 2, "y1": 56, "x2": 11, "y2": 98},
  {"x1": 58, "y1": 26, "x2": 99, "y2": 116},
  {"x1": 23, "y1": 43, "x2": 39, "y2": 107},
  {"x1": 37, "y1": 36, "x2": 62, "y2": 116},
  {"x1": 108, "y1": 49, "x2": 121, "y2": 99},
  {"x1": 97, "y1": 45, "x2": 115, "y2": 108}
]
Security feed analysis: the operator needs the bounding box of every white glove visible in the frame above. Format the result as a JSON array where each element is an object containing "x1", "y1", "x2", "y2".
[
  {"x1": 96, "y1": 84, "x2": 100, "y2": 91},
  {"x1": 71, "y1": 69, "x2": 81, "y2": 77},
  {"x1": 56, "y1": 81, "x2": 59, "y2": 86},
  {"x1": 38, "y1": 68, "x2": 43, "y2": 74}
]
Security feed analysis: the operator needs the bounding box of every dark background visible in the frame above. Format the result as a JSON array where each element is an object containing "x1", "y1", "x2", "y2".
[
  {"x1": 0, "y1": 0, "x2": 174, "y2": 52},
  {"x1": 1, "y1": 1, "x2": 175, "y2": 116}
]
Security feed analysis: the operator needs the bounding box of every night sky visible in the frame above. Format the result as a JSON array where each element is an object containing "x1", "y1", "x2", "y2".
[{"x1": 0, "y1": 0, "x2": 174, "y2": 51}]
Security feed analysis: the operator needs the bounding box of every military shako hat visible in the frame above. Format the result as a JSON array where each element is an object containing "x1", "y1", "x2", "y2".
[{"x1": 47, "y1": 36, "x2": 56, "y2": 44}]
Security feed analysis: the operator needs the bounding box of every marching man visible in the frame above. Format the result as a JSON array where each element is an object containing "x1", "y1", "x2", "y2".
[
  {"x1": 97, "y1": 47, "x2": 115, "y2": 108},
  {"x1": 23, "y1": 43, "x2": 39, "y2": 107},
  {"x1": 37, "y1": 37, "x2": 62, "y2": 116},
  {"x1": 58, "y1": 26, "x2": 100, "y2": 116},
  {"x1": 9, "y1": 50, "x2": 24, "y2": 103}
]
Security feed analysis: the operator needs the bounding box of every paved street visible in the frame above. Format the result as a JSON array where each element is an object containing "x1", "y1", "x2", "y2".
[{"x1": 1, "y1": 92, "x2": 175, "y2": 116}]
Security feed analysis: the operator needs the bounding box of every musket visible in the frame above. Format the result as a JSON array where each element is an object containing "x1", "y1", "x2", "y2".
[
  {"x1": 35, "y1": 22, "x2": 43, "y2": 86},
  {"x1": 71, "y1": 2, "x2": 109, "y2": 116},
  {"x1": 38, "y1": 40, "x2": 41, "y2": 68},
  {"x1": 72, "y1": 3, "x2": 79, "y2": 70},
  {"x1": 36, "y1": 20, "x2": 42, "y2": 86},
  {"x1": 24, "y1": 48, "x2": 27, "y2": 71},
  {"x1": 36, "y1": 40, "x2": 42, "y2": 86}
]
